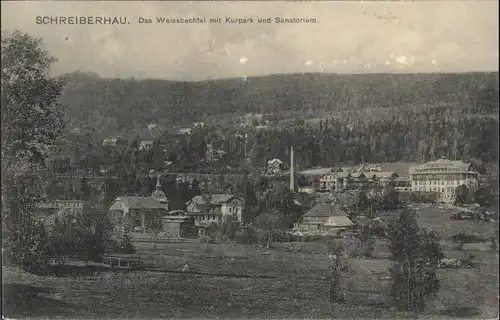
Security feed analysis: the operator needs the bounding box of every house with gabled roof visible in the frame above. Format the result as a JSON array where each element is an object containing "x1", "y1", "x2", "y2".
[
  {"x1": 178, "y1": 128, "x2": 192, "y2": 135},
  {"x1": 185, "y1": 194, "x2": 244, "y2": 235},
  {"x1": 108, "y1": 175, "x2": 170, "y2": 238},
  {"x1": 139, "y1": 140, "x2": 154, "y2": 151},
  {"x1": 102, "y1": 137, "x2": 126, "y2": 147},
  {"x1": 267, "y1": 158, "x2": 284, "y2": 176},
  {"x1": 295, "y1": 203, "x2": 354, "y2": 234}
]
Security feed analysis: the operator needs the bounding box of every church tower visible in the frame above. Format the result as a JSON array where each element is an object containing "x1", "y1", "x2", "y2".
[{"x1": 152, "y1": 173, "x2": 169, "y2": 209}]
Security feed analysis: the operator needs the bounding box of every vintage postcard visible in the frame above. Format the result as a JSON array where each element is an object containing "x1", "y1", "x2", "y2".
[{"x1": 1, "y1": 1, "x2": 498, "y2": 319}]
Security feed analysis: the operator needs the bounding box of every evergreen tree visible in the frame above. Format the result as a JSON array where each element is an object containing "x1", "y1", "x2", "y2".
[
  {"x1": 454, "y1": 184, "x2": 470, "y2": 206},
  {"x1": 388, "y1": 209, "x2": 443, "y2": 312}
]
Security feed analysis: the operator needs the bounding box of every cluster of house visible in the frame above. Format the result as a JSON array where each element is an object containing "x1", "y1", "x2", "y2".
[
  {"x1": 307, "y1": 158, "x2": 479, "y2": 203},
  {"x1": 38, "y1": 174, "x2": 245, "y2": 240},
  {"x1": 177, "y1": 121, "x2": 205, "y2": 136},
  {"x1": 36, "y1": 154, "x2": 481, "y2": 243},
  {"x1": 205, "y1": 144, "x2": 227, "y2": 163}
]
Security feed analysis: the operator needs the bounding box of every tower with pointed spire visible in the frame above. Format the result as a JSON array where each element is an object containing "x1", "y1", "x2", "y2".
[
  {"x1": 152, "y1": 173, "x2": 168, "y2": 207},
  {"x1": 290, "y1": 145, "x2": 295, "y2": 191}
]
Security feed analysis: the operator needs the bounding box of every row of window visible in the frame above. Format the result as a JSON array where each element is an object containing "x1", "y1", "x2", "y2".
[
  {"x1": 415, "y1": 187, "x2": 455, "y2": 193},
  {"x1": 43, "y1": 202, "x2": 83, "y2": 208},
  {"x1": 395, "y1": 187, "x2": 411, "y2": 191},
  {"x1": 415, "y1": 168, "x2": 460, "y2": 173},
  {"x1": 195, "y1": 215, "x2": 220, "y2": 221},
  {"x1": 411, "y1": 174, "x2": 476, "y2": 180},
  {"x1": 414, "y1": 180, "x2": 463, "y2": 186}
]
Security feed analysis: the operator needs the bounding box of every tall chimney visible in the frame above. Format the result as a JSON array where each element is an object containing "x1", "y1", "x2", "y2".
[{"x1": 290, "y1": 145, "x2": 295, "y2": 191}]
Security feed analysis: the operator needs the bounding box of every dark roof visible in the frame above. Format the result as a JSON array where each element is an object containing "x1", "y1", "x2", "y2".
[
  {"x1": 187, "y1": 212, "x2": 222, "y2": 216},
  {"x1": 117, "y1": 196, "x2": 168, "y2": 210},
  {"x1": 303, "y1": 204, "x2": 346, "y2": 218}
]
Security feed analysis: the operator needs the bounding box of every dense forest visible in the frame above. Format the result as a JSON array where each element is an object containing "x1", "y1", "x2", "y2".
[
  {"x1": 46, "y1": 72, "x2": 499, "y2": 193},
  {"x1": 60, "y1": 71, "x2": 499, "y2": 136}
]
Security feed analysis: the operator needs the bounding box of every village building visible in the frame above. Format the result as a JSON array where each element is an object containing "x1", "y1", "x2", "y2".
[
  {"x1": 102, "y1": 137, "x2": 126, "y2": 148},
  {"x1": 267, "y1": 158, "x2": 284, "y2": 176},
  {"x1": 178, "y1": 128, "x2": 192, "y2": 135},
  {"x1": 139, "y1": 140, "x2": 154, "y2": 151},
  {"x1": 205, "y1": 144, "x2": 227, "y2": 163},
  {"x1": 161, "y1": 210, "x2": 195, "y2": 238},
  {"x1": 393, "y1": 177, "x2": 412, "y2": 192},
  {"x1": 294, "y1": 203, "x2": 354, "y2": 234},
  {"x1": 193, "y1": 122, "x2": 205, "y2": 128},
  {"x1": 99, "y1": 165, "x2": 113, "y2": 176},
  {"x1": 108, "y1": 175, "x2": 170, "y2": 238},
  {"x1": 316, "y1": 171, "x2": 398, "y2": 192},
  {"x1": 37, "y1": 199, "x2": 105, "y2": 228},
  {"x1": 185, "y1": 194, "x2": 244, "y2": 236},
  {"x1": 243, "y1": 113, "x2": 265, "y2": 126},
  {"x1": 409, "y1": 158, "x2": 479, "y2": 202},
  {"x1": 37, "y1": 199, "x2": 84, "y2": 223}
]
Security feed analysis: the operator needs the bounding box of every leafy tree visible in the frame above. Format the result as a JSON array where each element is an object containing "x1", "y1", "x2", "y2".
[
  {"x1": 220, "y1": 214, "x2": 238, "y2": 240},
  {"x1": 1, "y1": 31, "x2": 65, "y2": 269},
  {"x1": 388, "y1": 209, "x2": 443, "y2": 312},
  {"x1": 81, "y1": 176, "x2": 91, "y2": 200},
  {"x1": 473, "y1": 186, "x2": 491, "y2": 207},
  {"x1": 327, "y1": 240, "x2": 349, "y2": 302},
  {"x1": 454, "y1": 184, "x2": 471, "y2": 206},
  {"x1": 254, "y1": 211, "x2": 282, "y2": 248},
  {"x1": 382, "y1": 184, "x2": 399, "y2": 211},
  {"x1": 44, "y1": 201, "x2": 112, "y2": 261},
  {"x1": 118, "y1": 233, "x2": 136, "y2": 254},
  {"x1": 149, "y1": 211, "x2": 163, "y2": 255}
]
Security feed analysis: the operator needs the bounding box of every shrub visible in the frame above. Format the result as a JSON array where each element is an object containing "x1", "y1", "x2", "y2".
[
  {"x1": 199, "y1": 235, "x2": 215, "y2": 244},
  {"x1": 117, "y1": 234, "x2": 136, "y2": 254},
  {"x1": 452, "y1": 232, "x2": 486, "y2": 243}
]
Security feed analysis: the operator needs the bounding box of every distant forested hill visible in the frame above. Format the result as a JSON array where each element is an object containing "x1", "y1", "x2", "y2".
[{"x1": 59, "y1": 71, "x2": 498, "y2": 136}]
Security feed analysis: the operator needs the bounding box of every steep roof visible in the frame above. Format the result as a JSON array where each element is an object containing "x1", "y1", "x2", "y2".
[
  {"x1": 323, "y1": 216, "x2": 354, "y2": 227},
  {"x1": 268, "y1": 158, "x2": 283, "y2": 165},
  {"x1": 186, "y1": 194, "x2": 238, "y2": 206},
  {"x1": 117, "y1": 196, "x2": 168, "y2": 210},
  {"x1": 303, "y1": 204, "x2": 346, "y2": 218}
]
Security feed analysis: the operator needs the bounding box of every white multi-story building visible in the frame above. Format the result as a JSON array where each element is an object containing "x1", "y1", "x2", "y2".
[{"x1": 409, "y1": 158, "x2": 479, "y2": 202}]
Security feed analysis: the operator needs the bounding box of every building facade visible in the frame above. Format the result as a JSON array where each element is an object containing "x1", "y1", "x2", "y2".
[
  {"x1": 205, "y1": 146, "x2": 227, "y2": 163},
  {"x1": 409, "y1": 158, "x2": 479, "y2": 202},
  {"x1": 161, "y1": 211, "x2": 195, "y2": 238},
  {"x1": 267, "y1": 158, "x2": 283, "y2": 176},
  {"x1": 316, "y1": 171, "x2": 398, "y2": 192},
  {"x1": 185, "y1": 194, "x2": 244, "y2": 235},
  {"x1": 393, "y1": 177, "x2": 412, "y2": 192},
  {"x1": 294, "y1": 203, "x2": 353, "y2": 233},
  {"x1": 108, "y1": 176, "x2": 170, "y2": 238}
]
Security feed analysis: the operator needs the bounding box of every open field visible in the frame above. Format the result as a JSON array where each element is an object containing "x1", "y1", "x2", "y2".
[
  {"x1": 3, "y1": 244, "x2": 498, "y2": 319},
  {"x1": 3, "y1": 205, "x2": 498, "y2": 319}
]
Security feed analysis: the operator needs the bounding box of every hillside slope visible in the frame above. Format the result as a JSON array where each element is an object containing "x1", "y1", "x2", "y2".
[{"x1": 59, "y1": 72, "x2": 499, "y2": 135}]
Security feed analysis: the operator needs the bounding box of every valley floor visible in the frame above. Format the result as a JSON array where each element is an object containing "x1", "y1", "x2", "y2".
[{"x1": 2, "y1": 205, "x2": 498, "y2": 319}]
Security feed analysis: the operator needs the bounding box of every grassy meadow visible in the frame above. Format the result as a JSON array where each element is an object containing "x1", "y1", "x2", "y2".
[{"x1": 2, "y1": 205, "x2": 498, "y2": 319}]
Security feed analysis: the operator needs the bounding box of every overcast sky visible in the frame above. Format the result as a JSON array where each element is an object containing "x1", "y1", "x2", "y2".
[{"x1": 2, "y1": 1, "x2": 498, "y2": 81}]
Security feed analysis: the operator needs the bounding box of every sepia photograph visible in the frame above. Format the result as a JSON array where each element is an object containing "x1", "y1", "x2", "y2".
[{"x1": 1, "y1": 1, "x2": 499, "y2": 319}]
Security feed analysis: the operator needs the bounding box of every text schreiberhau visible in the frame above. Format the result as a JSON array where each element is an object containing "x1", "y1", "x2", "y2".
[{"x1": 36, "y1": 16, "x2": 130, "y2": 25}]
